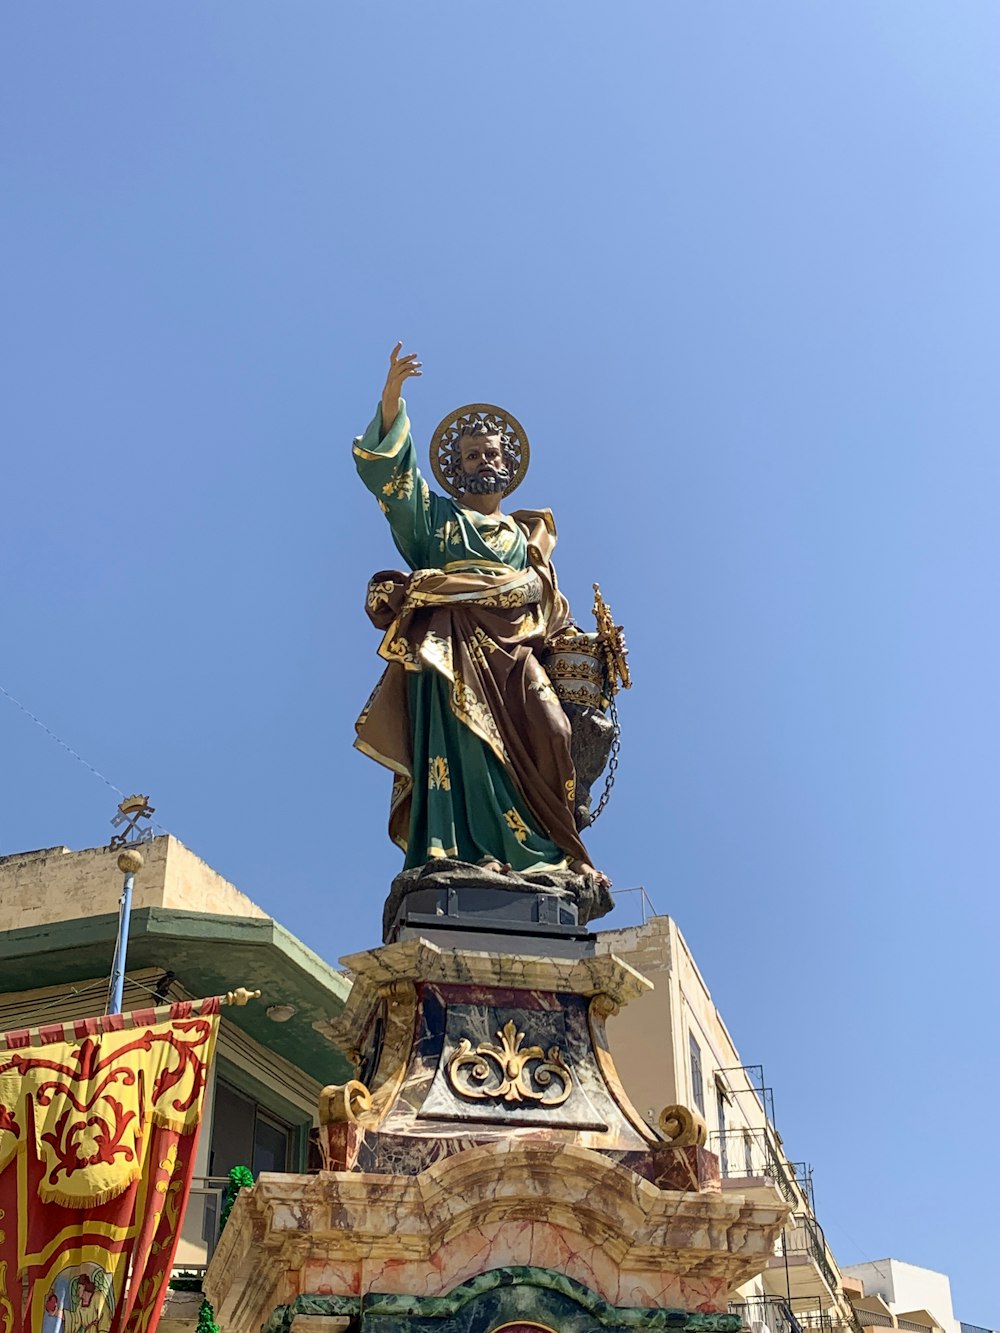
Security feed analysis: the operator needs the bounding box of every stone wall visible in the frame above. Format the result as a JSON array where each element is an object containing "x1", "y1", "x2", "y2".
[{"x1": 0, "y1": 834, "x2": 269, "y2": 931}]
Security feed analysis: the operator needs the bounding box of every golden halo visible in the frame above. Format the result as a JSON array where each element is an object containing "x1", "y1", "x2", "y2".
[{"x1": 429, "y1": 403, "x2": 530, "y2": 500}]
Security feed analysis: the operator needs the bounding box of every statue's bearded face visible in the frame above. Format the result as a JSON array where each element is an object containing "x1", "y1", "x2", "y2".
[{"x1": 458, "y1": 431, "x2": 510, "y2": 495}]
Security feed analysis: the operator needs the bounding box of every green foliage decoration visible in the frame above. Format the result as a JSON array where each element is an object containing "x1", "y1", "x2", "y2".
[
  {"x1": 168, "y1": 1272, "x2": 204, "y2": 1293},
  {"x1": 219, "y1": 1165, "x2": 255, "y2": 1233},
  {"x1": 197, "y1": 1298, "x2": 220, "y2": 1333}
]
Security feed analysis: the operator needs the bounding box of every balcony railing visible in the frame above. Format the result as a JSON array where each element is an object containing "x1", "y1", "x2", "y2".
[
  {"x1": 778, "y1": 1214, "x2": 841, "y2": 1301},
  {"x1": 898, "y1": 1321, "x2": 936, "y2": 1333},
  {"x1": 170, "y1": 1177, "x2": 230, "y2": 1280},
  {"x1": 730, "y1": 1297, "x2": 803, "y2": 1333},
  {"x1": 711, "y1": 1128, "x2": 802, "y2": 1204},
  {"x1": 788, "y1": 1161, "x2": 816, "y2": 1214},
  {"x1": 791, "y1": 1317, "x2": 857, "y2": 1333},
  {"x1": 854, "y1": 1310, "x2": 894, "y2": 1328}
]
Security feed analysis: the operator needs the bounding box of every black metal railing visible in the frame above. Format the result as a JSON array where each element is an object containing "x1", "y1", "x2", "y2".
[
  {"x1": 730, "y1": 1297, "x2": 804, "y2": 1333},
  {"x1": 792, "y1": 1317, "x2": 859, "y2": 1333},
  {"x1": 779, "y1": 1214, "x2": 841, "y2": 1298},
  {"x1": 789, "y1": 1160, "x2": 816, "y2": 1214},
  {"x1": 792, "y1": 1316, "x2": 833, "y2": 1333},
  {"x1": 711, "y1": 1128, "x2": 803, "y2": 1205}
]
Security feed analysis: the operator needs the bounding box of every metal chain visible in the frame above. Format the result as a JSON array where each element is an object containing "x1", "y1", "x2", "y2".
[{"x1": 590, "y1": 693, "x2": 621, "y2": 823}]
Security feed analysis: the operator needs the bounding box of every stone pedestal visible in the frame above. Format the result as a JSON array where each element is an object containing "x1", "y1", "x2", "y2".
[{"x1": 204, "y1": 932, "x2": 789, "y2": 1333}]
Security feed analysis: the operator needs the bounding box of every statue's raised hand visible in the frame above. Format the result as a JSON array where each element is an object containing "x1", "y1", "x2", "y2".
[{"x1": 381, "y1": 342, "x2": 422, "y2": 435}]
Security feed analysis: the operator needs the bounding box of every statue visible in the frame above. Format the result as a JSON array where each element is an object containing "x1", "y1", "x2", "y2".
[{"x1": 353, "y1": 344, "x2": 624, "y2": 916}]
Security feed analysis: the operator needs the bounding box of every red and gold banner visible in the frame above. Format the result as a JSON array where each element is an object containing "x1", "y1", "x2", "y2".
[{"x1": 0, "y1": 999, "x2": 220, "y2": 1333}]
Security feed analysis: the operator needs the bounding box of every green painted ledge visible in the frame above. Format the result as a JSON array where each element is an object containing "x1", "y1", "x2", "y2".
[{"x1": 0, "y1": 907, "x2": 353, "y2": 1086}]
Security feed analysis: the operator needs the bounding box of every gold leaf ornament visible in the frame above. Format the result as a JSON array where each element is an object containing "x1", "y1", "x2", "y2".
[
  {"x1": 447, "y1": 1020, "x2": 572, "y2": 1107},
  {"x1": 658, "y1": 1102, "x2": 708, "y2": 1146}
]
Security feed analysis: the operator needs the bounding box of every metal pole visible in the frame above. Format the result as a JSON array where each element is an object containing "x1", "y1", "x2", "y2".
[{"x1": 107, "y1": 848, "x2": 143, "y2": 1015}]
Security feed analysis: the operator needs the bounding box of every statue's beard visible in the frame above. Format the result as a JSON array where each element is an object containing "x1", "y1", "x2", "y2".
[{"x1": 461, "y1": 467, "x2": 510, "y2": 495}]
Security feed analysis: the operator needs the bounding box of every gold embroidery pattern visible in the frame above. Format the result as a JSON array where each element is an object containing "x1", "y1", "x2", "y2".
[
  {"x1": 452, "y1": 678, "x2": 507, "y2": 761},
  {"x1": 356, "y1": 679, "x2": 382, "y2": 729},
  {"x1": 367, "y1": 580, "x2": 396, "y2": 613},
  {"x1": 378, "y1": 498, "x2": 389, "y2": 514},
  {"x1": 382, "y1": 466, "x2": 415, "y2": 500},
  {"x1": 565, "y1": 776, "x2": 576, "y2": 803},
  {"x1": 0, "y1": 1260, "x2": 12, "y2": 1333},
  {"x1": 479, "y1": 522, "x2": 517, "y2": 555},
  {"x1": 384, "y1": 635, "x2": 416, "y2": 666},
  {"x1": 420, "y1": 629, "x2": 454, "y2": 678},
  {"x1": 473, "y1": 570, "x2": 542, "y2": 610},
  {"x1": 390, "y1": 774, "x2": 412, "y2": 813},
  {"x1": 504, "y1": 808, "x2": 530, "y2": 843},
  {"x1": 421, "y1": 479, "x2": 430, "y2": 511},
  {"x1": 528, "y1": 679, "x2": 559, "y2": 705},
  {"x1": 469, "y1": 626, "x2": 498, "y2": 669},
  {"x1": 447, "y1": 1020, "x2": 573, "y2": 1107},
  {"x1": 434, "y1": 520, "x2": 465, "y2": 555},
  {"x1": 428, "y1": 756, "x2": 451, "y2": 791},
  {"x1": 479, "y1": 585, "x2": 532, "y2": 609}
]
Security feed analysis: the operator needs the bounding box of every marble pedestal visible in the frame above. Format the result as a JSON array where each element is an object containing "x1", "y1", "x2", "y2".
[{"x1": 204, "y1": 934, "x2": 789, "y2": 1333}]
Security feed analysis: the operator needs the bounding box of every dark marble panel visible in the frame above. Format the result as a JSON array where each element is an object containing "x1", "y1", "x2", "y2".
[
  {"x1": 353, "y1": 1131, "x2": 456, "y2": 1175},
  {"x1": 433, "y1": 984, "x2": 575, "y2": 1011},
  {"x1": 418, "y1": 998, "x2": 607, "y2": 1132},
  {"x1": 355, "y1": 999, "x2": 387, "y2": 1090},
  {"x1": 364, "y1": 983, "x2": 651, "y2": 1150}
]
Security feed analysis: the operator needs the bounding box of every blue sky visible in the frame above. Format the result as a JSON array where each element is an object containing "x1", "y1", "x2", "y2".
[{"x1": 2, "y1": 3, "x2": 997, "y2": 1320}]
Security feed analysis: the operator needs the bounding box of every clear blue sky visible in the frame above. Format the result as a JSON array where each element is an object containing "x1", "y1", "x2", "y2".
[{"x1": 2, "y1": 3, "x2": 996, "y2": 1320}]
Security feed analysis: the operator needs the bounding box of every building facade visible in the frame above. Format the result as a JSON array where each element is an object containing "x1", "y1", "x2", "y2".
[
  {"x1": 598, "y1": 917, "x2": 933, "y2": 1333},
  {"x1": 0, "y1": 835, "x2": 353, "y2": 1319}
]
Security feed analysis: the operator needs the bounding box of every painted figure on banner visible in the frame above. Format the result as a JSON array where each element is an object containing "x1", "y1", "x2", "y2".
[
  {"x1": 43, "y1": 1265, "x2": 115, "y2": 1333},
  {"x1": 353, "y1": 344, "x2": 625, "y2": 890}
]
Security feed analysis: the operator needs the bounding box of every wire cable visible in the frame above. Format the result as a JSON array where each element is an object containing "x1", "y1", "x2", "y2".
[
  {"x1": 0, "y1": 681, "x2": 125, "y2": 797},
  {"x1": 0, "y1": 680, "x2": 169, "y2": 835}
]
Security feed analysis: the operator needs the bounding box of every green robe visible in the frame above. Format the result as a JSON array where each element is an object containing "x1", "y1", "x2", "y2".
[{"x1": 353, "y1": 400, "x2": 588, "y2": 872}]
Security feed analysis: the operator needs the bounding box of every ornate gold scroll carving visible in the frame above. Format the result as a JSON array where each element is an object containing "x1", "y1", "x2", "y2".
[
  {"x1": 319, "y1": 1079, "x2": 375, "y2": 1125},
  {"x1": 446, "y1": 1020, "x2": 572, "y2": 1106},
  {"x1": 658, "y1": 1102, "x2": 708, "y2": 1146}
]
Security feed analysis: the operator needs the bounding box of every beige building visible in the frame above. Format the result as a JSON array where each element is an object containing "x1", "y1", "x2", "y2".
[
  {"x1": 0, "y1": 835, "x2": 353, "y2": 1312},
  {"x1": 597, "y1": 916, "x2": 943, "y2": 1333}
]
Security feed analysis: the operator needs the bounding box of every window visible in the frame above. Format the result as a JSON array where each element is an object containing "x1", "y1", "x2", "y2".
[
  {"x1": 209, "y1": 1081, "x2": 292, "y2": 1179},
  {"x1": 252, "y1": 1111, "x2": 291, "y2": 1175},
  {"x1": 688, "y1": 1032, "x2": 705, "y2": 1115}
]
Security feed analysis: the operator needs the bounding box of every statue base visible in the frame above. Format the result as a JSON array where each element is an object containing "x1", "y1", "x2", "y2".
[
  {"x1": 205, "y1": 928, "x2": 790, "y2": 1333},
  {"x1": 382, "y1": 858, "x2": 614, "y2": 945}
]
